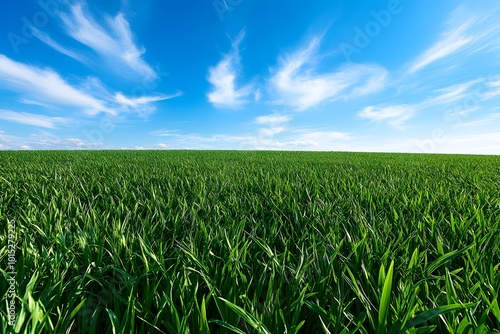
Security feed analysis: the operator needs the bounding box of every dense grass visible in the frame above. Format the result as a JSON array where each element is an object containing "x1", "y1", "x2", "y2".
[{"x1": 1, "y1": 151, "x2": 499, "y2": 333}]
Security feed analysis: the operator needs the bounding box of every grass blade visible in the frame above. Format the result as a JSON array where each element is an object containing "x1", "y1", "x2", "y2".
[
  {"x1": 404, "y1": 303, "x2": 474, "y2": 329},
  {"x1": 377, "y1": 260, "x2": 394, "y2": 334}
]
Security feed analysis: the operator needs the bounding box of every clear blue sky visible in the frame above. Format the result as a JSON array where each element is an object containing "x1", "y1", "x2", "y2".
[{"x1": 0, "y1": 0, "x2": 499, "y2": 153}]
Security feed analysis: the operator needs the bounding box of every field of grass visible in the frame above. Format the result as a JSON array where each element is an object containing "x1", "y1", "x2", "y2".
[{"x1": 1, "y1": 151, "x2": 499, "y2": 333}]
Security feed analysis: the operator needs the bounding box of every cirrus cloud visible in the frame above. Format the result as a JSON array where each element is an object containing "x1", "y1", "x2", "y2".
[
  {"x1": 270, "y1": 36, "x2": 388, "y2": 111},
  {"x1": 207, "y1": 29, "x2": 255, "y2": 109}
]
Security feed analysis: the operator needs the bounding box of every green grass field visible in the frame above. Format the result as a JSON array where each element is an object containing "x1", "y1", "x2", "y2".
[{"x1": 1, "y1": 151, "x2": 499, "y2": 333}]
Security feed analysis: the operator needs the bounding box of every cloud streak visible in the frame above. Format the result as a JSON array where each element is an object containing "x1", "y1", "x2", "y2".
[
  {"x1": 407, "y1": 6, "x2": 500, "y2": 74},
  {"x1": 360, "y1": 74, "x2": 500, "y2": 128},
  {"x1": 270, "y1": 37, "x2": 388, "y2": 111},
  {"x1": 0, "y1": 110, "x2": 70, "y2": 128},
  {"x1": 255, "y1": 113, "x2": 291, "y2": 125},
  {"x1": 0, "y1": 130, "x2": 102, "y2": 150},
  {"x1": 0, "y1": 54, "x2": 112, "y2": 115},
  {"x1": 59, "y1": 4, "x2": 156, "y2": 80},
  {"x1": 114, "y1": 91, "x2": 183, "y2": 114},
  {"x1": 0, "y1": 55, "x2": 180, "y2": 119},
  {"x1": 358, "y1": 105, "x2": 416, "y2": 128},
  {"x1": 207, "y1": 29, "x2": 254, "y2": 109},
  {"x1": 32, "y1": 28, "x2": 87, "y2": 64}
]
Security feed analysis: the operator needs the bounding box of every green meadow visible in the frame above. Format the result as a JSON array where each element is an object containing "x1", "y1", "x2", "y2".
[{"x1": 1, "y1": 151, "x2": 499, "y2": 333}]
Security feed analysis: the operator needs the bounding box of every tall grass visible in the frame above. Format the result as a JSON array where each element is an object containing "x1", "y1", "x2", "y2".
[{"x1": 1, "y1": 151, "x2": 499, "y2": 333}]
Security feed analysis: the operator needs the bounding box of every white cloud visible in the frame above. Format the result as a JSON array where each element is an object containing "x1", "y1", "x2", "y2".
[
  {"x1": 0, "y1": 129, "x2": 11, "y2": 146},
  {"x1": 454, "y1": 113, "x2": 500, "y2": 128},
  {"x1": 115, "y1": 91, "x2": 183, "y2": 110},
  {"x1": 151, "y1": 129, "x2": 178, "y2": 136},
  {"x1": 413, "y1": 132, "x2": 500, "y2": 154},
  {"x1": 254, "y1": 113, "x2": 291, "y2": 139},
  {"x1": 152, "y1": 130, "x2": 311, "y2": 150},
  {"x1": 481, "y1": 77, "x2": 500, "y2": 99},
  {"x1": 0, "y1": 54, "x2": 112, "y2": 115},
  {"x1": 152, "y1": 131, "x2": 252, "y2": 143},
  {"x1": 359, "y1": 74, "x2": 500, "y2": 128},
  {"x1": 358, "y1": 105, "x2": 416, "y2": 128},
  {"x1": 32, "y1": 28, "x2": 86, "y2": 63},
  {"x1": 408, "y1": 25, "x2": 472, "y2": 74},
  {"x1": 258, "y1": 127, "x2": 285, "y2": 138},
  {"x1": 297, "y1": 131, "x2": 351, "y2": 141},
  {"x1": 0, "y1": 55, "x2": 176, "y2": 118},
  {"x1": 59, "y1": 4, "x2": 156, "y2": 80},
  {"x1": 424, "y1": 76, "x2": 500, "y2": 117},
  {"x1": 270, "y1": 37, "x2": 388, "y2": 111},
  {"x1": 246, "y1": 138, "x2": 319, "y2": 149},
  {"x1": 426, "y1": 80, "x2": 481, "y2": 105},
  {"x1": 207, "y1": 29, "x2": 254, "y2": 108},
  {"x1": 0, "y1": 129, "x2": 102, "y2": 150},
  {"x1": 254, "y1": 88, "x2": 262, "y2": 102},
  {"x1": 18, "y1": 98, "x2": 56, "y2": 109},
  {"x1": 408, "y1": 6, "x2": 500, "y2": 74},
  {"x1": 0, "y1": 110, "x2": 70, "y2": 129},
  {"x1": 151, "y1": 127, "x2": 351, "y2": 150},
  {"x1": 255, "y1": 114, "x2": 291, "y2": 125},
  {"x1": 27, "y1": 132, "x2": 102, "y2": 149},
  {"x1": 66, "y1": 138, "x2": 86, "y2": 147}
]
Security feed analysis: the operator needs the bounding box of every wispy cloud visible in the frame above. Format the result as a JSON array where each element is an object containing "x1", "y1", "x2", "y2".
[
  {"x1": 358, "y1": 105, "x2": 416, "y2": 128},
  {"x1": 26, "y1": 132, "x2": 102, "y2": 149},
  {"x1": 0, "y1": 54, "x2": 112, "y2": 115},
  {"x1": 0, "y1": 55, "x2": 179, "y2": 119},
  {"x1": 481, "y1": 76, "x2": 500, "y2": 99},
  {"x1": 270, "y1": 37, "x2": 388, "y2": 111},
  {"x1": 415, "y1": 132, "x2": 500, "y2": 154},
  {"x1": 0, "y1": 130, "x2": 101, "y2": 150},
  {"x1": 0, "y1": 110, "x2": 70, "y2": 128},
  {"x1": 255, "y1": 113, "x2": 291, "y2": 125},
  {"x1": 425, "y1": 80, "x2": 482, "y2": 105},
  {"x1": 207, "y1": 29, "x2": 254, "y2": 109},
  {"x1": 454, "y1": 113, "x2": 500, "y2": 128},
  {"x1": 18, "y1": 98, "x2": 56, "y2": 109},
  {"x1": 151, "y1": 129, "x2": 312, "y2": 150},
  {"x1": 114, "y1": 91, "x2": 183, "y2": 114},
  {"x1": 297, "y1": 131, "x2": 351, "y2": 141},
  {"x1": 408, "y1": 25, "x2": 472, "y2": 74},
  {"x1": 151, "y1": 125, "x2": 351, "y2": 150},
  {"x1": 258, "y1": 127, "x2": 285, "y2": 137},
  {"x1": 361, "y1": 74, "x2": 500, "y2": 128},
  {"x1": 0, "y1": 130, "x2": 7, "y2": 148},
  {"x1": 408, "y1": 6, "x2": 500, "y2": 74},
  {"x1": 253, "y1": 113, "x2": 292, "y2": 140},
  {"x1": 151, "y1": 128, "x2": 245, "y2": 148},
  {"x1": 21, "y1": 126, "x2": 494, "y2": 153},
  {"x1": 59, "y1": 4, "x2": 156, "y2": 80},
  {"x1": 32, "y1": 28, "x2": 87, "y2": 63},
  {"x1": 428, "y1": 76, "x2": 500, "y2": 116}
]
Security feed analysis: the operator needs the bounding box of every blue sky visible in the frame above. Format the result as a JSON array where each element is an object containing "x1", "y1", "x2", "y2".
[{"x1": 0, "y1": 0, "x2": 499, "y2": 153}]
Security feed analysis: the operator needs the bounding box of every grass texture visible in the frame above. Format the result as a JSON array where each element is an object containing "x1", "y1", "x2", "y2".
[{"x1": 1, "y1": 151, "x2": 499, "y2": 333}]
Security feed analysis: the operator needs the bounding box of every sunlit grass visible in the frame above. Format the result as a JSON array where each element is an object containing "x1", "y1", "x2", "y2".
[{"x1": 1, "y1": 151, "x2": 499, "y2": 333}]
